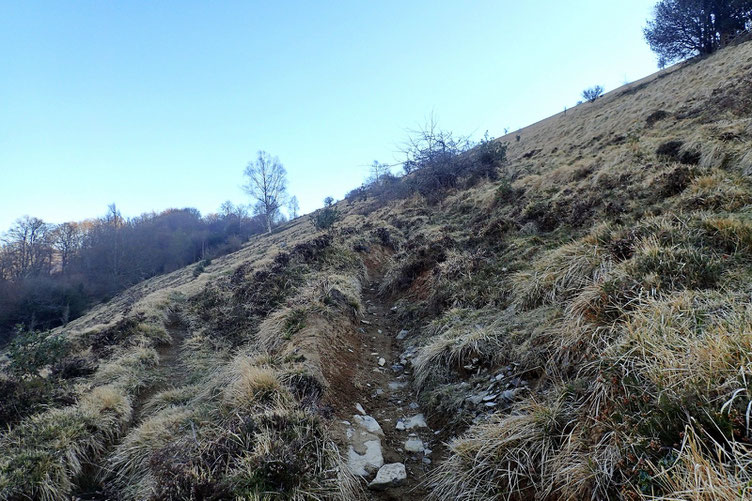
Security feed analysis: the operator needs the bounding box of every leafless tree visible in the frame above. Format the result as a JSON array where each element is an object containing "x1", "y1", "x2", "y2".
[
  {"x1": 243, "y1": 151, "x2": 288, "y2": 233},
  {"x1": 368, "y1": 161, "x2": 392, "y2": 185},
  {"x1": 52, "y1": 222, "x2": 81, "y2": 273},
  {"x1": 287, "y1": 195, "x2": 300, "y2": 219},
  {"x1": 3, "y1": 216, "x2": 53, "y2": 278}
]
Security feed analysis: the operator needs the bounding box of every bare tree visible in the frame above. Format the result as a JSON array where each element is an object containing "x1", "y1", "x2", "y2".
[
  {"x1": 52, "y1": 222, "x2": 81, "y2": 273},
  {"x1": 368, "y1": 161, "x2": 392, "y2": 185},
  {"x1": 243, "y1": 151, "x2": 288, "y2": 233},
  {"x1": 287, "y1": 195, "x2": 300, "y2": 219},
  {"x1": 3, "y1": 216, "x2": 53, "y2": 278}
]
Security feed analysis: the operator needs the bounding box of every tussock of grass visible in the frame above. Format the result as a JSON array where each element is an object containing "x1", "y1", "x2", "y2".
[
  {"x1": 92, "y1": 346, "x2": 160, "y2": 393},
  {"x1": 511, "y1": 239, "x2": 613, "y2": 310},
  {"x1": 222, "y1": 360, "x2": 292, "y2": 412},
  {"x1": 413, "y1": 308, "x2": 505, "y2": 390},
  {"x1": 428, "y1": 400, "x2": 577, "y2": 501},
  {"x1": 0, "y1": 385, "x2": 132, "y2": 501},
  {"x1": 646, "y1": 426, "x2": 752, "y2": 500},
  {"x1": 681, "y1": 170, "x2": 752, "y2": 210},
  {"x1": 107, "y1": 406, "x2": 195, "y2": 500}
]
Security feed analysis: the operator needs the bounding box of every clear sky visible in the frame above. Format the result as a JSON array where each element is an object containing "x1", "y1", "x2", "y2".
[{"x1": 0, "y1": 0, "x2": 659, "y2": 231}]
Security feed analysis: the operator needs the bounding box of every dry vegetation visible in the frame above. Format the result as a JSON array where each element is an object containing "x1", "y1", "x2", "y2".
[{"x1": 1, "y1": 40, "x2": 752, "y2": 500}]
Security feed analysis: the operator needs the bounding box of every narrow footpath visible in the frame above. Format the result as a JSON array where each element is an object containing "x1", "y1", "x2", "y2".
[{"x1": 340, "y1": 279, "x2": 446, "y2": 500}]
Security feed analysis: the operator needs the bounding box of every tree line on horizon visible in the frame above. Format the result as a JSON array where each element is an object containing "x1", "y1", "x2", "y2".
[{"x1": 0, "y1": 202, "x2": 272, "y2": 343}]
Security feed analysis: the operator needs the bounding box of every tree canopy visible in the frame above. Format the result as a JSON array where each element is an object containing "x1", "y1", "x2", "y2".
[{"x1": 645, "y1": 0, "x2": 752, "y2": 64}]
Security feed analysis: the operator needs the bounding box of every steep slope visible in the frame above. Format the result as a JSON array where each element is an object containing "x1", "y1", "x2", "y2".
[{"x1": 1, "y1": 39, "x2": 752, "y2": 500}]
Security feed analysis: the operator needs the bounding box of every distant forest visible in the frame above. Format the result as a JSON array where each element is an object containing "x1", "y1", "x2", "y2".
[{"x1": 0, "y1": 202, "x2": 271, "y2": 343}]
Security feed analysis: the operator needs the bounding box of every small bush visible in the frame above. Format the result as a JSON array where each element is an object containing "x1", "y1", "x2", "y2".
[
  {"x1": 582, "y1": 85, "x2": 604, "y2": 103},
  {"x1": 7, "y1": 329, "x2": 70, "y2": 377},
  {"x1": 310, "y1": 206, "x2": 340, "y2": 230},
  {"x1": 193, "y1": 258, "x2": 211, "y2": 277}
]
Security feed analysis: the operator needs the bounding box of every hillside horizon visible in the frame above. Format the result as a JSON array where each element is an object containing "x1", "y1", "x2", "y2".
[{"x1": 2, "y1": 30, "x2": 752, "y2": 500}]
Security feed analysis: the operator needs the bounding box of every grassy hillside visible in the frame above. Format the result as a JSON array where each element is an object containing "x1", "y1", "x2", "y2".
[{"x1": 2, "y1": 40, "x2": 752, "y2": 500}]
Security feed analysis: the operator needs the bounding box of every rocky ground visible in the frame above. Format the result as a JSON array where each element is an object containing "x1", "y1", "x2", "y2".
[{"x1": 337, "y1": 280, "x2": 443, "y2": 499}]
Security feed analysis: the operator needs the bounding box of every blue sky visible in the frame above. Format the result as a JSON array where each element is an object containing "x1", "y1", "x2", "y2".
[{"x1": 0, "y1": 0, "x2": 659, "y2": 230}]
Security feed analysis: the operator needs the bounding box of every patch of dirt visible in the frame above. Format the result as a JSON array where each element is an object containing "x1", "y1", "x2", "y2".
[
  {"x1": 329, "y1": 257, "x2": 449, "y2": 500},
  {"x1": 130, "y1": 311, "x2": 189, "y2": 423}
]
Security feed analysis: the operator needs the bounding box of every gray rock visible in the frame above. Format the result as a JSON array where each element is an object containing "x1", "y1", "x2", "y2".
[
  {"x1": 368, "y1": 463, "x2": 406, "y2": 489},
  {"x1": 388, "y1": 381, "x2": 408, "y2": 391},
  {"x1": 396, "y1": 329, "x2": 409, "y2": 340},
  {"x1": 354, "y1": 415, "x2": 384, "y2": 436},
  {"x1": 404, "y1": 436, "x2": 424, "y2": 453},
  {"x1": 501, "y1": 389, "x2": 517, "y2": 401},
  {"x1": 398, "y1": 414, "x2": 428, "y2": 430},
  {"x1": 467, "y1": 393, "x2": 486, "y2": 405},
  {"x1": 355, "y1": 403, "x2": 366, "y2": 415},
  {"x1": 348, "y1": 440, "x2": 384, "y2": 477},
  {"x1": 378, "y1": 357, "x2": 386, "y2": 366}
]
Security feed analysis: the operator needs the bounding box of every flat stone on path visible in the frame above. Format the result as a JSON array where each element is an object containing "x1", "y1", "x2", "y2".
[
  {"x1": 348, "y1": 440, "x2": 384, "y2": 477},
  {"x1": 368, "y1": 463, "x2": 407, "y2": 490},
  {"x1": 346, "y1": 414, "x2": 385, "y2": 477},
  {"x1": 405, "y1": 435, "x2": 424, "y2": 453},
  {"x1": 396, "y1": 414, "x2": 428, "y2": 430},
  {"x1": 354, "y1": 415, "x2": 384, "y2": 436}
]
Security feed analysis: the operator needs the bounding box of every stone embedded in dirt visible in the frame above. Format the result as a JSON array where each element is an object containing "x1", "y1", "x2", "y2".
[
  {"x1": 501, "y1": 389, "x2": 518, "y2": 401},
  {"x1": 396, "y1": 329, "x2": 409, "y2": 340},
  {"x1": 361, "y1": 320, "x2": 371, "y2": 325},
  {"x1": 347, "y1": 414, "x2": 386, "y2": 477},
  {"x1": 391, "y1": 363, "x2": 404, "y2": 373},
  {"x1": 355, "y1": 403, "x2": 366, "y2": 415},
  {"x1": 467, "y1": 393, "x2": 486, "y2": 406},
  {"x1": 403, "y1": 414, "x2": 428, "y2": 429},
  {"x1": 378, "y1": 357, "x2": 386, "y2": 366},
  {"x1": 483, "y1": 393, "x2": 498, "y2": 401},
  {"x1": 348, "y1": 440, "x2": 384, "y2": 477},
  {"x1": 368, "y1": 463, "x2": 407, "y2": 490},
  {"x1": 388, "y1": 381, "x2": 407, "y2": 391},
  {"x1": 404, "y1": 436, "x2": 424, "y2": 453},
  {"x1": 378, "y1": 329, "x2": 383, "y2": 334},
  {"x1": 396, "y1": 414, "x2": 428, "y2": 430},
  {"x1": 354, "y1": 415, "x2": 384, "y2": 436}
]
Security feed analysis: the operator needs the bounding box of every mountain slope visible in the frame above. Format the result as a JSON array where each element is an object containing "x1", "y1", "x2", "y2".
[{"x1": 2, "y1": 40, "x2": 752, "y2": 500}]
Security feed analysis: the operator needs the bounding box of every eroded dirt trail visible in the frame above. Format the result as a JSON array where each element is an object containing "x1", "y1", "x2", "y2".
[
  {"x1": 131, "y1": 310, "x2": 190, "y2": 424},
  {"x1": 340, "y1": 278, "x2": 446, "y2": 500}
]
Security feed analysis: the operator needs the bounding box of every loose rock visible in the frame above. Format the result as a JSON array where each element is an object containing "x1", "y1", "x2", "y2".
[
  {"x1": 368, "y1": 463, "x2": 407, "y2": 490},
  {"x1": 405, "y1": 436, "x2": 424, "y2": 453}
]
